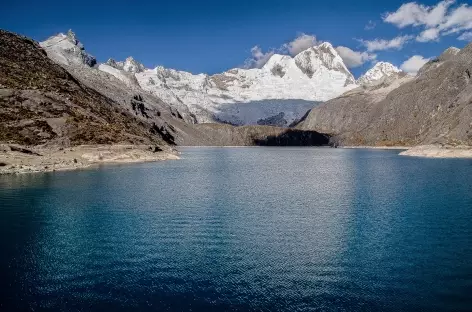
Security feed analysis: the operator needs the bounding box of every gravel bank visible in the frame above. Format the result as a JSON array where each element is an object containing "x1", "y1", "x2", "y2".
[
  {"x1": 400, "y1": 145, "x2": 472, "y2": 158},
  {"x1": 0, "y1": 144, "x2": 179, "y2": 174}
]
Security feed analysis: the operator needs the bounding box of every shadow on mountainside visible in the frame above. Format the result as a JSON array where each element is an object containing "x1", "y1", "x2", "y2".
[
  {"x1": 213, "y1": 99, "x2": 320, "y2": 127},
  {"x1": 252, "y1": 129, "x2": 330, "y2": 146}
]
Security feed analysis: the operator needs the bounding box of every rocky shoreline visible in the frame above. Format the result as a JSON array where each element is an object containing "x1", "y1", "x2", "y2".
[
  {"x1": 0, "y1": 144, "x2": 180, "y2": 175},
  {"x1": 2, "y1": 144, "x2": 472, "y2": 175},
  {"x1": 342, "y1": 146, "x2": 409, "y2": 150},
  {"x1": 400, "y1": 145, "x2": 472, "y2": 158},
  {"x1": 342, "y1": 145, "x2": 472, "y2": 158}
]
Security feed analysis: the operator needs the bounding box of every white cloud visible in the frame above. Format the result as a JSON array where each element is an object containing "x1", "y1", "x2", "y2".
[
  {"x1": 244, "y1": 46, "x2": 275, "y2": 69},
  {"x1": 458, "y1": 31, "x2": 472, "y2": 40},
  {"x1": 383, "y1": 1, "x2": 472, "y2": 42},
  {"x1": 439, "y1": 4, "x2": 472, "y2": 31},
  {"x1": 416, "y1": 28, "x2": 440, "y2": 41},
  {"x1": 400, "y1": 55, "x2": 431, "y2": 74},
  {"x1": 383, "y1": 0, "x2": 454, "y2": 28},
  {"x1": 243, "y1": 33, "x2": 318, "y2": 68},
  {"x1": 282, "y1": 33, "x2": 318, "y2": 56},
  {"x1": 365, "y1": 20, "x2": 376, "y2": 30},
  {"x1": 336, "y1": 46, "x2": 377, "y2": 68},
  {"x1": 359, "y1": 35, "x2": 413, "y2": 52}
]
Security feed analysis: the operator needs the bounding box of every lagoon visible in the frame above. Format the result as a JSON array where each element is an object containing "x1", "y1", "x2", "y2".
[{"x1": 1, "y1": 147, "x2": 472, "y2": 311}]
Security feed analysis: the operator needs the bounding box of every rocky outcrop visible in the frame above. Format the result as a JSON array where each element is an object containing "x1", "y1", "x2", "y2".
[{"x1": 297, "y1": 44, "x2": 472, "y2": 147}]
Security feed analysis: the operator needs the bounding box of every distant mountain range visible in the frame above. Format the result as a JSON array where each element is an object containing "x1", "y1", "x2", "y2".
[
  {"x1": 3, "y1": 28, "x2": 470, "y2": 153},
  {"x1": 39, "y1": 30, "x2": 405, "y2": 127},
  {"x1": 0, "y1": 29, "x2": 329, "y2": 151}
]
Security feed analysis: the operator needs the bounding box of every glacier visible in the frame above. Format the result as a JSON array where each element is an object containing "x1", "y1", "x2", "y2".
[{"x1": 39, "y1": 30, "x2": 405, "y2": 126}]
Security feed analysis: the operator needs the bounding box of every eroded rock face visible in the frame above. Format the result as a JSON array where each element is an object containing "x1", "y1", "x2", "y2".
[
  {"x1": 40, "y1": 30, "x2": 97, "y2": 67},
  {"x1": 0, "y1": 29, "x2": 172, "y2": 148},
  {"x1": 297, "y1": 44, "x2": 472, "y2": 147}
]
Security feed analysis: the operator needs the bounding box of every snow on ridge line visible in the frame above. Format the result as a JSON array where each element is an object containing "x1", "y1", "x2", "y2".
[
  {"x1": 39, "y1": 30, "x2": 359, "y2": 125},
  {"x1": 39, "y1": 30, "x2": 96, "y2": 67},
  {"x1": 357, "y1": 62, "x2": 403, "y2": 87}
]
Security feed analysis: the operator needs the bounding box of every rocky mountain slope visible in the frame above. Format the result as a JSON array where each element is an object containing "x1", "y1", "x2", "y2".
[
  {"x1": 0, "y1": 29, "x2": 227, "y2": 150},
  {"x1": 0, "y1": 29, "x2": 330, "y2": 153},
  {"x1": 0, "y1": 29, "x2": 171, "y2": 147},
  {"x1": 41, "y1": 31, "x2": 357, "y2": 126},
  {"x1": 297, "y1": 44, "x2": 472, "y2": 147}
]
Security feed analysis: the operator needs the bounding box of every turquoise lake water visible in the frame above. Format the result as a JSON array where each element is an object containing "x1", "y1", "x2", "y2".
[{"x1": 1, "y1": 147, "x2": 472, "y2": 311}]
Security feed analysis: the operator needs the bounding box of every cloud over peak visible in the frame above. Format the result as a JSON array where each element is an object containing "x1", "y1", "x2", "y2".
[
  {"x1": 244, "y1": 33, "x2": 319, "y2": 68},
  {"x1": 244, "y1": 46, "x2": 275, "y2": 69},
  {"x1": 282, "y1": 34, "x2": 319, "y2": 56},
  {"x1": 383, "y1": 0, "x2": 454, "y2": 28},
  {"x1": 336, "y1": 46, "x2": 377, "y2": 68},
  {"x1": 359, "y1": 35, "x2": 413, "y2": 52},
  {"x1": 400, "y1": 55, "x2": 431, "y2": 74},
  {"x1": 383, "y1": 0, "x2": 472, "y2": 42}
]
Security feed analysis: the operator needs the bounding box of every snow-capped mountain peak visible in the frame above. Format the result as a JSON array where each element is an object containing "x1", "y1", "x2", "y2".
[
  {"x1": 131, "y1": 42, "x2": 358, "y2": 124},
  {"x1": 123, "y1": 57, "x2": 145, "y2": 73},
  {"x1": 106, "y1": 56, "x2": 145, "y2": 73},
  {"x1": 357, "y1": 62, "x2": 402, "y2": 87},
  {"x1": 295, "y1": 42, "x2": 355, "y2": 85},
  {"x1": 66, "y1": 30, "x2": 77, "y2": 44},
  {"x1": 260, "y1": 43, "x2": 355, "y2": 86},
  {"x1": 40, "y1": 30, "x2": 96, "y2": 67},
  {"x1": 39, "y1": 30, "x2": 358, "y2": 126}
]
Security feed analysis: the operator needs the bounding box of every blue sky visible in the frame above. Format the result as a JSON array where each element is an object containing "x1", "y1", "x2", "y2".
[{"x1": 2, "y1": 0, "x2": 472, "y2": 77}]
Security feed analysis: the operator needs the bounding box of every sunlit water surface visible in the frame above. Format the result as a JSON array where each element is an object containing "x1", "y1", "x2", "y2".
[{"x1": 1, "y1": 147, "x2": 472, "y2": 311}]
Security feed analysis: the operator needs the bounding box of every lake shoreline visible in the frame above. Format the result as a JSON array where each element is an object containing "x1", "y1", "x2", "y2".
[
  {"x1": 399, "y1": 145, "x2": 472, "y2": 158},
  {"x1": 3, "y1": 144, "x2": 472, "y2": 175},
  {"x1": 0, "y1": 144, "x2": 180, "y2": 175},
  {"x1": 341, "y1": 146, "x2": 409, "y2": 150}
]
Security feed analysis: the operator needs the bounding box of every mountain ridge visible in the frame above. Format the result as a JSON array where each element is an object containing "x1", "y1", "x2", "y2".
[
  {"x1": 356, "y1": 62, "x2": 403, "y2": 87},
  {"x1": 0, "y1": 29, "x2": 330, "y2": 153},
  {"x1": 40, "y1": 30, "x2": 361, "y2": 126},
  {"x1": 297, "y1": 43, "x2": 472, "y2": 147}
]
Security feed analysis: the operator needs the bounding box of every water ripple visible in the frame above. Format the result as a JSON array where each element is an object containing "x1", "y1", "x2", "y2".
[{"x1": 1, "y1": 148, "x2": 472, "y2": 311}]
